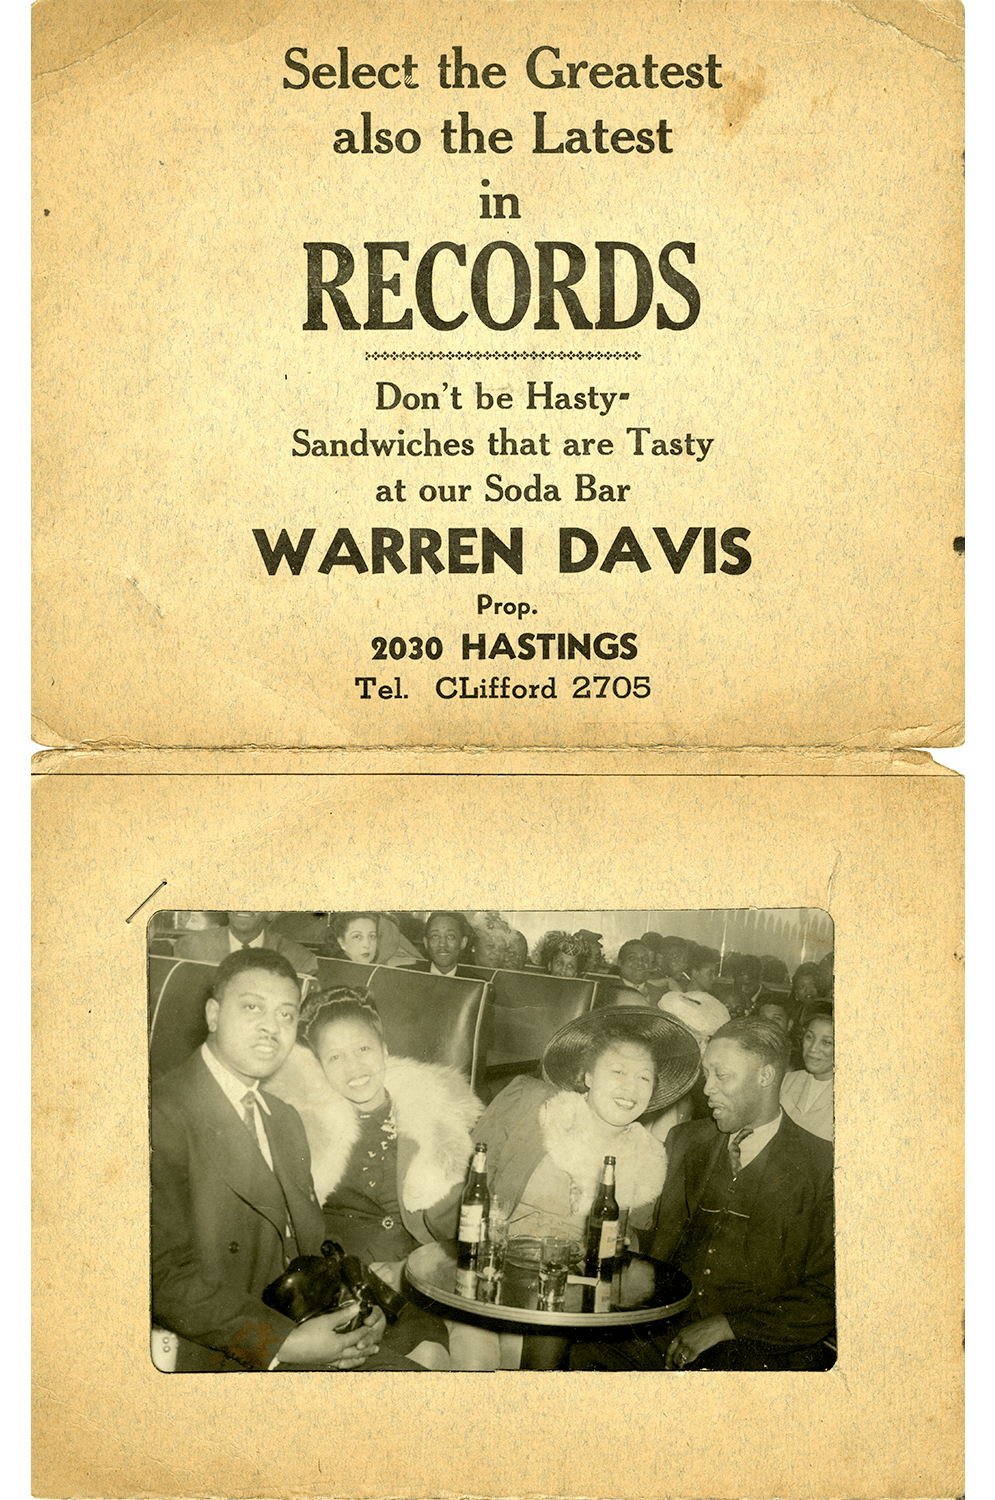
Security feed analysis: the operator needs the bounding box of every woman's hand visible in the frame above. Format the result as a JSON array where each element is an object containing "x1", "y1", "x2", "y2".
[{"x1": 277, "y1": 1302, "x2": 388, "y2": 1369}]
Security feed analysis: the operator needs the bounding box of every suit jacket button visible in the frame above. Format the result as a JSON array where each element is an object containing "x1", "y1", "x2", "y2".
[{"x1": 228, "y1": 1241, "x2": 239, "y2": 1253}]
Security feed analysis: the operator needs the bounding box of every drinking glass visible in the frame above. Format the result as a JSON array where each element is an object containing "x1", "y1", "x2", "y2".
[
  {"x1": 475, "y1": 1236, "x2": 507, "y2": 1304},
  {"x1": 489, "y1": 1197, "x2": 512, "y2": 1238},
  {"x1": 538, "y1": 1236, "x2": 570, "y2": 1310}
]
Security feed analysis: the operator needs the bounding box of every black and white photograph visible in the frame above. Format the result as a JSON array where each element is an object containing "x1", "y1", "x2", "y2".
[{"x1": 148, "y1": 906, "x2": 835, "y2": 1375}]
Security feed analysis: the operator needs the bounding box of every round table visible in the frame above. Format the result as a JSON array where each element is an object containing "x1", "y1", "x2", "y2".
[{"x1": 404, "y1": 1240, "x2": 693, "y2": 1369}]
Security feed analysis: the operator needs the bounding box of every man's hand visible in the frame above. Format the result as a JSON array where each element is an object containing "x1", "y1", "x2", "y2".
[
  {"x1": 665, "y1": 1315, "x2": 734, "y2": 1369},
  {"x1": 277, "y1": 1303, "x2": 388, "y2": 1370}
]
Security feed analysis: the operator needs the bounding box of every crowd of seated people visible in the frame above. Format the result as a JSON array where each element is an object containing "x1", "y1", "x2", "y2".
[{"x1": 149, "y1": 912, "x2": 834, "y2": 1374}]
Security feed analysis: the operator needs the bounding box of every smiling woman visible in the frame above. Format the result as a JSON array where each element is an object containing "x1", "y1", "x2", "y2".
[
  {"x1": 267, "y1": 988, "x2": 499, "y2": 1367},
  {"x1": 473, "y1": 1008, "x2": 701, "y2": 1246},
  {"x1": 780, "y1": 1003, "x2": 835, "y2": 1143}
]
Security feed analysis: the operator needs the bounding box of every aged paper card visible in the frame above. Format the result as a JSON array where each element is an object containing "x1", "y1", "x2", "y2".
[
  {"x1": 32, "y1": 0, "x2": 964, "y2": 750},
  {"x1": 32, "y1": 756, "x2": 963, "y2": 1497}
]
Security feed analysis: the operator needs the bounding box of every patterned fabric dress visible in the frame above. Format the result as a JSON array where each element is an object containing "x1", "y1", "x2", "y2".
[{"x1": 321, "y1": 1096, "x2": 449, "y2": 1355}]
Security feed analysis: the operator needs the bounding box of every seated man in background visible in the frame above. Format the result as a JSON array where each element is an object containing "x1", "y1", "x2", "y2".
[
  {"x1": 572, "y1": 1016, "x2": 834, "y2": 1372},
  {"x1": 505, "y1": 929, "x2": 530, "y2": 970},
  {"x1": 151, "y1": 947, "x2": 417, "y2": 1371},
  {"x1": 756, "y1": 996, "x2": 793, "y2": 1033},
  {"x1": 177, "y1": 910, "x2": 318, "y2": 976},
  {"x1": 725, "y1": 953, "x2": 764, "y2": 1017},
  {"x1": 409, "y1": 911, "x2": 472, "y2": 976},
  {"x1": 657, "y1": 943, "x2": 730, "y2": 1052},
  {"x1": 645, "y1": 935, "x2": 693, "y2": 998},
  {"x1": 608, "y1": 938, "x2": 655, "y2": 1001}
]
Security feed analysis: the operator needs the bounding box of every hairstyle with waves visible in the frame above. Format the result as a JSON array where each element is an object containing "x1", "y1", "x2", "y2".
[
  {"x1": 211, "y1": 946, "x2": 302, "y2": 1002},
  {"x1": 299, "y1": 986, "x2": 384, "y2": 1052}
]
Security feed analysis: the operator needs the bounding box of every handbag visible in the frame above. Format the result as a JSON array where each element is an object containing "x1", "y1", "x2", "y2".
[{"x1": 262, "y1": 1239, "x2": 407, "y2": 1330}]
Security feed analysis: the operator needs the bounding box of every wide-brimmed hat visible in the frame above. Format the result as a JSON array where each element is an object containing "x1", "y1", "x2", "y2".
[{"x1": 542, "y1": 1006, "x2": 701, "y2": 1114}]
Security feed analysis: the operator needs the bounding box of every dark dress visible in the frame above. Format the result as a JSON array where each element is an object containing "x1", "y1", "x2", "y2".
[{"x1": 321, "y1": 1096, "x2": 449, "y2": 1356}]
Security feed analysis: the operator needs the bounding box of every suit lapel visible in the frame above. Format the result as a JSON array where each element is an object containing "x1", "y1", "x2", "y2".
[
  {"x1": 742, "y1": 1118, "x2": 802, "y2": 1228},
  {"x1": 187, "y1": 1056, "x2": 291, "y2": 1239},
  {"x1": 206, "y1": 929, "x2": 230, "y2": 963},
  {"x1": 688, "y1": 1129, "x2": 725, "y2": 1207},
  {"x1": 267, "y1": 1111, "x2": 317, "y2": 1252},
  {"x1": 672, "y1": 1128, "x2": 725, "y2": 1237}
]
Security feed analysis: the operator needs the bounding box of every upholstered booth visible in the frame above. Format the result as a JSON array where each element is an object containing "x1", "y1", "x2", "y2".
[
  {"x1": 148, "y1": 957, "x2": 217, "y2": 1080},
  {"x1": 312, "y1": 955, "x2": 381, "y2": 993},
  {"x1": 366, "y1": 967, "x2": 487, "y2": 1089},
  {"x1": 592, "y1": 976, "x2": 637, "y2": 1008},
  {"x1": 447, "y1": 963, "x2": 497, "y2": 983},
  {"x1": 478, "y1": 969, "x2": 598, "y2": 1103},
  {"x1": 149, "y1": 956, "x2": 488, "y2": 1091},
  {"x1": 311, "y1": 957, "x2": 489, "y2": 1086}
]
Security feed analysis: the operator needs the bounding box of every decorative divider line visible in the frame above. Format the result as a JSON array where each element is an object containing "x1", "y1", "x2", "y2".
[{"x1": 364, "y1": 350, "x2": 642, "y2": 360}]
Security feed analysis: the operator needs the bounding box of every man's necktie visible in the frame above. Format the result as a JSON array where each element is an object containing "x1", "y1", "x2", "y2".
[
  {"x1": 241, "y1": 1090, "x2": 259, "y2": 1140},
  {"x1": 729, "y1": 1127, "x2": 754, "y2": 1176},
  {"x1": 242, "y1": 1090, "x2": 297, "y2": 1258}
]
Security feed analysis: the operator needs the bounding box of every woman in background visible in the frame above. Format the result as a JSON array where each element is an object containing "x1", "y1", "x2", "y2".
[
  {"x1": 328, "y1": 912, "x2": 380, "y2": 964},
  {"x1": 790, "y1": 962, "x2": 824, "y2": 1008},
  {"x1": 780, "y1": 1002, "x2": 834, "y2": 1142},
  {"x1": 533, "y1": 931, "x2": 590, "y2": 979},
  {"x1": 327, "y1": 911, "x2": 421, "y2": 968}
]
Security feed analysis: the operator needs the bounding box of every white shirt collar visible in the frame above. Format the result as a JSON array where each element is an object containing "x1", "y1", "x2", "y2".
[
  {"x1": 200, "y1": 1041, "x2": 272, "y2": 1115},
  {"x1": 228, "y1": 927, "x2": 265, "y2": 953},
  {"x1": 732, "y1": 1109, "x2": 782, "y2": 1170}
]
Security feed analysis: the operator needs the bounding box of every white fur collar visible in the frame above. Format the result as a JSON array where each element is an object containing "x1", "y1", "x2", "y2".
[
  {"x1": 539, "y1": 1090, "x2": 667, "y2": 1214},
  {"x1": 267, "y1": 1046, "x2": 481, "y2": 1211}
]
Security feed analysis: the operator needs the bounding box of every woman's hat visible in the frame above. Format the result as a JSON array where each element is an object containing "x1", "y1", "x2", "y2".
[{"x1": 542, "y1": 1006, "x2": 702, "y2": 1114}]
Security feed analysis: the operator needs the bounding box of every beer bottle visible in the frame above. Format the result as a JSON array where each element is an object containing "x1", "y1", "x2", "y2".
[
  {"x1": 584, "y1": 1155, "x2": 620, "y2": 1282},
  {"x1": 455, "y1": 1143, "x2": 490, "y2": 1296}
]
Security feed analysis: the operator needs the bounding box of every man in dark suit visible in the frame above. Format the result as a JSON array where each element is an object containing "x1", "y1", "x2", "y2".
[
  {"x1": 571, "y1": 1015, "x2": 834, "y2": 1372},
  {"x1": 176, "y1": 911, "x2": 318, "y2": 975},
  {"x1": 407, "y1": 911, "x2": 472, "y2": 976},
  {"x1": 151, "y1": 946, "x2": 412, "y2": 1370},
  {"x1": 725, "y1": 953, "x2": 788, "y2": 1018}
]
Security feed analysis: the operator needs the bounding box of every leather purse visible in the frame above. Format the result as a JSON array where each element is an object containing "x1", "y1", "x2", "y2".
[{"x1": 262, "y1": 1239, "x2": 407, "y2": 1329}]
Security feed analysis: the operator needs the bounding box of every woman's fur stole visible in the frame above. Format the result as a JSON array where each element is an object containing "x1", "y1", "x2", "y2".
[
  {"x1": 268, "y1": 1044, "x2": 482, "y2": 1210},
  {"x1": 539, "y1": 1090, "x2": 667, "y2": 1215}
]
